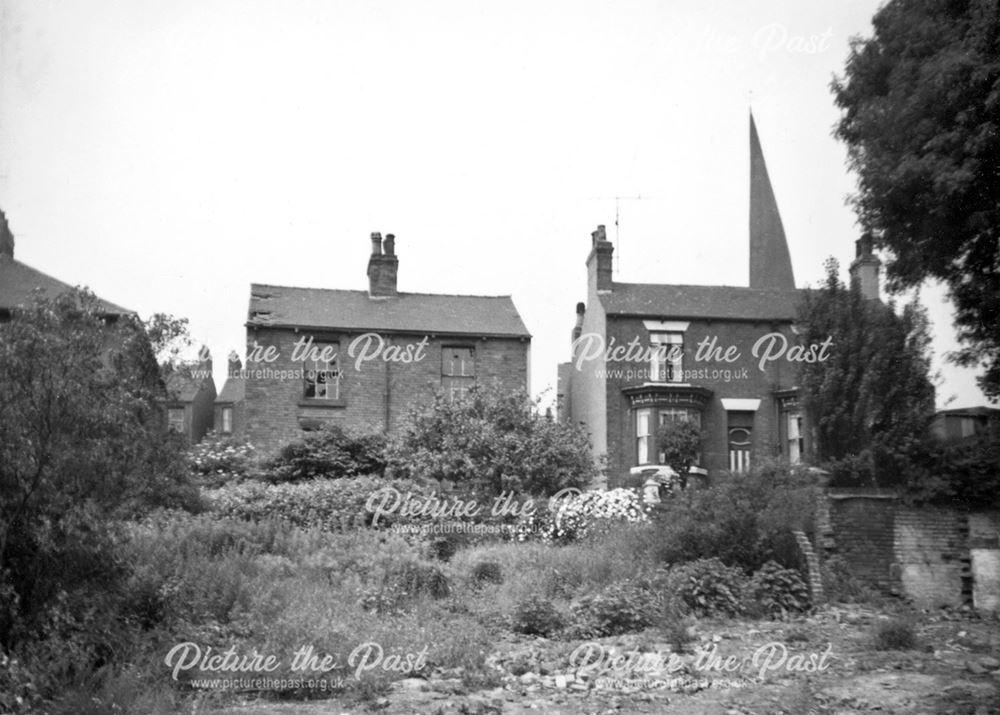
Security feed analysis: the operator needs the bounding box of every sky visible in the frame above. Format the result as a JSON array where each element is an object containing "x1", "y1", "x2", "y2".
[{"x1": 0, "y1": 0, "x2": 991, "y2": 410}]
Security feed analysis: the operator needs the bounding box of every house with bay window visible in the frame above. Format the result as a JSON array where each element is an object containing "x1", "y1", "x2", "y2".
[
  {"x1": 243, "y1": 232, "x2": 530, "y2": 451},
  {"x1": 557, "y1": 115, "x2": 879, "y2": 485}
]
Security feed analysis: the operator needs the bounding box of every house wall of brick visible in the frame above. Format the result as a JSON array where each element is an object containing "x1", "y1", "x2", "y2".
[
  {"x1": 244, "y1": 327, "x2": 529, "y2": 452},
  {"x1": 599, "y1": 316, "x2": 800, "y2": 479},
  {"x1": 214, "y1": 399, "x2": 246, "y2": 438},
  {"x1": 190, "y1": 382, "x2": 217, "y2": 444}
]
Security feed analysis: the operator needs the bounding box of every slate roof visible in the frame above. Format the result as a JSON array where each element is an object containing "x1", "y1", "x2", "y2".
[
  {"x1": 247, "y1": 284, "x2": 531, "y2": 338},
  {"x1": 216, "y1": 376, "x2": 246, "y2": 403},
  {"x1": 0, "y1": 254, "x2": 131, "y2": 315},
  {"x1": 164, "y1": 369, "x2": 212, "y2": 402},
  {"x1": 600, "y1": 282, "x2": 807, "y2": 322}
]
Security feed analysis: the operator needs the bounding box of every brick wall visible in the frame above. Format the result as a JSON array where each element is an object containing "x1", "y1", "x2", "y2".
[
  {"x1": 821, "y1": 490, "x2": 1000, "y2": 611},
  {"x1": 826, "y1": 491, "x2": 898, "y2": 593},
  {"x1": 244, "y1": 327, "x2": 529, "y2": 452}
]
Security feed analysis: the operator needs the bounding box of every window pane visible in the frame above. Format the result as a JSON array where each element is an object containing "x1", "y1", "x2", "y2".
[
  {"x1": 304, "y1": 343, "x2": 340, "y2": 400},
  {"x1": 443, "y1": 348, "x2": 475, "y2": 377},
  {"x1": 222, "y1": 407, "x2": 232, "y2": 433},
  {"x1": 650, "y1": 332, "x2": 683, "y2": 383}
]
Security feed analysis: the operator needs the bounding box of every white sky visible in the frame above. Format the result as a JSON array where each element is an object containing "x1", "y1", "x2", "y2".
[{"x1": 0, "y1": 0, "x2": 991, "y2": 410}]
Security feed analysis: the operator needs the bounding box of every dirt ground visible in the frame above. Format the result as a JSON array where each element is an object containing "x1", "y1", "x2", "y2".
[{"x1": 206, "y1": 604, "x2": 1000, "y2": 714}]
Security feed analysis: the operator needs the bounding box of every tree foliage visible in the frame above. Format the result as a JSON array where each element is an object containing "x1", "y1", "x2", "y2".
[
  {"x1": 656, "y1": 420, "x2": 702, "y2": 485},
  {"x1": 799, "y1": 259, "x2": 935, "y2": 466},
  {"x1": 832, "y1": 0, "x2": 1000, "y2": 398},
  {"x1": 391, "y1": 383, "x2": 598, "y2": 496},
  {"x1": 0, "y1": 289, "x2": 198, "y2": 647}
]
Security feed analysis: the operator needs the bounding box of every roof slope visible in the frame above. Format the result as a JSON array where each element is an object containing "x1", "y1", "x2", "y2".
[
  {"x1": 601, "y1": 282, "x2": 806, "y2": 321},
  {"x1": 216, "y1": 376, "x2": 246, "y2": 403},
  {"x1": 164, "y1": 368, "x2": 214, "y2": 402},
  {"x1": 247, "y1": 284, "x2": 531, "y2": 338},
  {"x1": 0, "y1": 254, "x2": 131, "y2": 315}
]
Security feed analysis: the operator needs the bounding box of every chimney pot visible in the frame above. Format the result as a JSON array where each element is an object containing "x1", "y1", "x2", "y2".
[
  {"x1": 384, "y1": 233, "x2": 395, "y2": 256},
  {"x1": 370, "y1": 232, "x2": 383, "y2": 255},
  {"x1": 576, "y1": 302, "x2": 586, "y2": 315}
]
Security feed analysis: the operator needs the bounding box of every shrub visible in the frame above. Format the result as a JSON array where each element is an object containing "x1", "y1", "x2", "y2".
[
  {"x1": 568, "y1": 580, "x2": 654, "y2": 637},
  {"x1": 0, "y1": 650, "x2": 41, "y2": 714},
  {"x1": 204, "y1": 476, "x2": 431, "y2": 530},
  {"x1": 470, "y1": 560, "x2": 503, "y2": 586},
  {"x1": 520, "y1": 488, "x2": 650, "y2": 543},
  {"x1": 872, "y1": 618, "x2": 917, "y2": 650},
  {"x1": 511, "y1": 596, "x2": 564, "y2": 637},
  {"x1": 747, "y1": 561, "x2": 811, "y2": 618},
  {"x1": 650, "y1": 460, "x2": 817, "y2": 573},
  {"x1": 266, "y1": 425, "x2": 388, "y2": 482},
  {"x1": 390, "y1": 383, "x2": 597, "y2": 497},
  {"x1": 664, "y1": 558, "x2": 747, "y2": 618},
  {"x1": 187, "y1": 433, "x2": 256, "y2": 485}
]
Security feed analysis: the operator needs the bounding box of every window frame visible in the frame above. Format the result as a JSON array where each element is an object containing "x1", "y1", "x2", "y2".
[
  {"x1": 221, "y1": 406, "x2": 233, "y2": 434},
  {"x1": 303, "y1": 341, "x2": 342, "y2": 401},
  {"x1": 442, "y1": 345, "x2": 476, "y2": 399},
  {"x1": 636, "y1": 408, "x2": 652, "y2": 465},
  {"x1": 167, "y1": 407, "x2": 185, "y2": 434},
  {"x1": 786, "y1": 411, "x2": 803, "y2": 464},
  {"x1": 650, "y1": 332, "x2": 684, "y2": 383}
]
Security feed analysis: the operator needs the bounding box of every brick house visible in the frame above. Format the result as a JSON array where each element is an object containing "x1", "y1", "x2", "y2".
[
  {"x1": 163, "y1": 349, "x2": 217, "y2": 445},
  {"x1": 0, "y1": 209, "x2": 129, "y2": 321},
  {"x1": 243, "y1": 232, "x2": 531, "y2": 451},
  {"x1": 558, "y1": 115, "x2": 880, "y2": 485},
  {"x1": 214, "y1": 352, "x2": 247, "y2": 438}
]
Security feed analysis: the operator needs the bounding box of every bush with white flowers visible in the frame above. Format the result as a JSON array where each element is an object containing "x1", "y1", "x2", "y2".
[
  {"x1": 515, "y1": 488, "x2": 650, "y2": 543},
  {"x1": 188, "y1": 432, "x2": 256, "y2": 486}
]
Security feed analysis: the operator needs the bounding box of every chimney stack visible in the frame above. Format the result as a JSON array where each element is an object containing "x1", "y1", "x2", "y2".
[
  {"x1": 227, "y1": 350, "x2": 243, "y2": 377},
  {"x1": 572, "y1": 302, "x2": 585, "y2": 343},
  {"x1": 197, "y1": 346, "x2": 213, "y2": 376},
  {"x1": 0, "y1": 209, "x2": 14, "y2": 258},
  {"x1": 586, "y1": 224, "x2": 614, "y2": 294},
  {"x1": 367, "y1": 231, "x2": 399, "y2": 297},
  {"x1": 849, "y1": 233, "x2": 881, "y2": 300}
]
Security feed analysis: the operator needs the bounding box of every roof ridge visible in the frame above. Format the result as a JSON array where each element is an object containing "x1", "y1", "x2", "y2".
[
  {"x1": 613, "y1": 281, "x2": 805, "y2": 292},
  {"x1": 249, "y1": 283, "x2": 514, "y2": 299}
]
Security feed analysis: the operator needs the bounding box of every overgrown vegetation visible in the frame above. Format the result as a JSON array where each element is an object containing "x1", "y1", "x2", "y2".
[{"x1": 390, "y1": 383, "x2": 598, "y2": 496}]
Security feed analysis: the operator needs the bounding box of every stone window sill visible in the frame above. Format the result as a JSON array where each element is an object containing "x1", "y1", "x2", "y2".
[{"x1": 297, "y1": 399, "x2": 347, "y2": 409}]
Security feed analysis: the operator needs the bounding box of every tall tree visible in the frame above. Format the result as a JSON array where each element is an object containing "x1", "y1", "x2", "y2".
[
  {"x1": 832, "y1": 0, "x2": 1000, "y2": 399},
  {"x1": 799, "y1": 259, "x2": 936, "y2": 466},
  {"x1": 0, "y1": 289, "x2": 198, "y2": 646}
]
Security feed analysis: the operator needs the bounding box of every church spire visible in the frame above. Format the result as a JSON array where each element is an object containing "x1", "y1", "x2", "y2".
[{"x1": 749, "y1": 113, "x2": 795, "y2": 289}]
